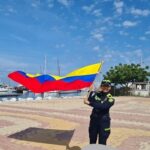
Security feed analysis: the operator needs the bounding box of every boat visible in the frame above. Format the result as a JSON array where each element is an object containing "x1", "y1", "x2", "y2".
[{"x1": 0, "y1": 84, "x2": 21, "y2": 97}]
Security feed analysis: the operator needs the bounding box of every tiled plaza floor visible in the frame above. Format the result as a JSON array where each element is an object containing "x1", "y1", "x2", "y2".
[{"x1": 0, "y1": 96, "x2": 150, "y2": 150}]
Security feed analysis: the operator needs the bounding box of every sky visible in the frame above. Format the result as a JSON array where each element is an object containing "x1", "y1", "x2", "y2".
[{"x1": 0, "y1": 0, "x2": 150, "y2": 84}]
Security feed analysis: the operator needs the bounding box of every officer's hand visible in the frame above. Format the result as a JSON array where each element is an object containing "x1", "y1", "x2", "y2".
[
  {"x1": 89, "y1": 84, "x2": 94, "y2": 92},
  {"x1": 84, "y1": 98, "x2": 90, "y2": 105}
]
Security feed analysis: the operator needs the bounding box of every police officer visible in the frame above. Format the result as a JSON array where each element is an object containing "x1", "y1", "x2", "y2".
[{"x1": 84, "y1": 80, "x2": 115, "y2": 145}]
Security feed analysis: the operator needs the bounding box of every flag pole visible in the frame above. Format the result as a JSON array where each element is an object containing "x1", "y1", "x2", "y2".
[
  {"x1": 92, "y1": 60, "x2": 104, "y2": 89},
  {"x1": 84, "y1": 61, "x2": 104, "y2": 105}
]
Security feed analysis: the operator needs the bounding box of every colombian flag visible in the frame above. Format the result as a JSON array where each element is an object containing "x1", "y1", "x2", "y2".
[{"x1": 8, "y1": 63, "x2": 102, "y2": 93}]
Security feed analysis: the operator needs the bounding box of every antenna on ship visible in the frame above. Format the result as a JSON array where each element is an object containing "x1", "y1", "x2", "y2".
[
  {"x1": 57, "y1": 57, "x2": 61, "y2": 76},
  {"x1": 44, "y1": 55, "x2": 47, "y2": 74},
  {"x1": 41, "y1": 55, "x2": 47, "y2": 99},
  {"x1": 57, "y1": 57, "x2": 61, "y2": 97}
]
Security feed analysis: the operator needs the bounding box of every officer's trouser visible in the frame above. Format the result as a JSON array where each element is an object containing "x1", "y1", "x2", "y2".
[{"x1": 89, "y1": 114, "x2": 111, "y2": 145}]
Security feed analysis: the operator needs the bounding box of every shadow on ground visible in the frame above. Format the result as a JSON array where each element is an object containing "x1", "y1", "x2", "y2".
[
  {"x1": 66, "y1": 145, "x2": 81, "y2": 150},
  {"x1": 8, "y1": 127, "x2": 80, "y2": 149}
]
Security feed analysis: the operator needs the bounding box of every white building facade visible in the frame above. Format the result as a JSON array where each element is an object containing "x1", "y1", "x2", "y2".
[{"x1": 131, "y1": 82, "x2": 150, "y2": 97}]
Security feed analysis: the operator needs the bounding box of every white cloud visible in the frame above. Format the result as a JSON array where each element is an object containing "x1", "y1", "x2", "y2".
[
  {"x1": 96, "y1": 48, "x2": 150, "y2": 66},
  {"x1": 139, "y1": 36, "x2": 147, "y2": 41},
  {"x1": 0, "y1": 57, "x2": 28, "y2": 70},
  {"x1": 47, "y1": 0, "x2": 54, "y2": 8},
  {"x1": 90, "y1": 28, "x2": 106, "y2": 42},
  {"x1": 145, "y1": 30, "x2": 150, "y2": 35},
  {"x1": 98, "y1": 50, "x2": 115, "y2": 63},
  {"x1": 122, "y1": 49, "x2": 143, "y2": 64},
  {"x1": 31, "y1": 0, "x2": 41, "y2": 8},
  {"x1": 7, "y1": 6, "x2": 16, "y2": 13},
  {"x1": 114, "y1": 23, "x2": 122, "y2": 27},
  {"x1": 82, "y1": 4, "x2": 102, "y2": 17},
  {"x1": 119, "y1": 30, "x2": 129, "y2": 36},
  {"x1": 102, "y1": 17, "x2": 114, "y2": 25},
  {"x1": 114, "y1": 0, "x2": 124, "y2": 15},
  {"x1": 69, "y1": 25, "x2": 77, "y2": 30},
  {"x1": 104, "y1": 54, "x2": 113, "y2": 59},
  {"x1": 126, "y1": 44, "x2": 133, "y2": 48},
  {"x1": 102, "y1": 0, "x2": 112, "y2": 2},
  {"x1": 57, "y1": 0, "x2": 71, "y2": 7},
  {"x1": 10, "y1": 34, "x2": 29, "y2": 43},
  {"x1": 133, "y1": 49, "x2": 142, "y2": 57},
  {"x1": 91, "y1": 32, "x2": 104, "y2": 41},
  {"x1": 122, "y1": 20, "x2": 137, "y2": 28},
  {"x1": 99, "y1": 26, "x2": 107, "y2": 31},
  {"x1": 131, "y1": 7, "x2": 150, "y2": 17},
  {"x1": 92, "y1": 9, "x2": 102, "y2": 17},
  {"x1": 93, "y1": 46, "x2": 100, "y2": 51},
  {"x1": 0, "y1": 5, "x2": 17, "y2": 15},
  {"x1": 55, "y1": 44, "x2": 65, "y2": 48},
  {"x1": 82, "y1": 5, "x2": 95, "y2": 13},
  {"x1": 31, "y1": 3, "x2": 38, "y2": 8},
  {"x1": 98, "y1": 49, "x2": 145, "y2": 65}
]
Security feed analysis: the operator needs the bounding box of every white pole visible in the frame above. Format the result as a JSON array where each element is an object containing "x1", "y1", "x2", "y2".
[
  {"x1": 42, "y1": 55, "x2": 47, "y2": 99},
  {"x1": 57, "y1": 57, "x2": 61, "y2": 76},
  {"x1": 84, "y1": 61, "x2": 104, "y2": 104},
  {"x1": 44, "y1": 55, "x2": 47, "y2": 74}
]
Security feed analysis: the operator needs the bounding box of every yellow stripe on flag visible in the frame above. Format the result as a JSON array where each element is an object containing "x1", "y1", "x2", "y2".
[
  {"x1": 51, "y1": 63, "x2": 102, "y2": 80},
  {"x1": 26, "y1": 73, "x2": 41, "y2": 77},
  {"x1": 66, "y1": 63, "x2": 102, "y2": 77},
  {"x1": 25, "y1": 63, "x2": 102, "y2": 80}
]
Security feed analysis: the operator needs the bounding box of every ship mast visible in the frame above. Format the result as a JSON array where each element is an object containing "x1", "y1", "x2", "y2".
[
  {"x1": 57, "y1": 57, "x2": 61, "y2": 76},
  {"x1": 57, "y1": 57, "x2": 61, "y2": 97},
  {"x1": 41, "y1": 55, "x2": 47, "y2": 99},
  {"x1": 44, "y1": 55, "x2": 47, "y2": 74}
]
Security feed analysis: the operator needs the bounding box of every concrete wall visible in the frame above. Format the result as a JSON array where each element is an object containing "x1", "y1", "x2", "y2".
[{"x1": 132, "y1": 90, "x2": 150, "y2": 97}]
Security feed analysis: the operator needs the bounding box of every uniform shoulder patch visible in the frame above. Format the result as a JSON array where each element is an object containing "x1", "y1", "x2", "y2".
[
  {"x1": 108, "y1": 98, "x2": 114, "y2": 102},
  {"x1": 107, "y1": 93, "x2": 112, "y2": 98},
  {"x1": 107, "y1": 93, "x2": 114, "y2": 102},
  {"x1": 94, "y1": 95, "x2": 101, "y2": 101}
]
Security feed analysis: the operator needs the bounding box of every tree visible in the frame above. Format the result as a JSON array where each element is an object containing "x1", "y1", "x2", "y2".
[{"x1": 103, "y1": 63, "x2": 150, "y2": 88}]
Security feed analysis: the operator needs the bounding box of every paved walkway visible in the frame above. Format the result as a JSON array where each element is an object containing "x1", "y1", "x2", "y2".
[{"x1": 0, "y1": 96, "x2": 150, "y2": 150}]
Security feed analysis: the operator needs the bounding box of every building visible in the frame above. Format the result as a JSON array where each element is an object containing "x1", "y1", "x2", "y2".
[{"x1": 131, "y1": 81, "x2": 150, "y2": 97}]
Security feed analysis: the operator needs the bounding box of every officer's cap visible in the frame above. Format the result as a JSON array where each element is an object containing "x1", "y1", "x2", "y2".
[{"x1": 101, "y1": 80, "x2": 111, "y2": 87}]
